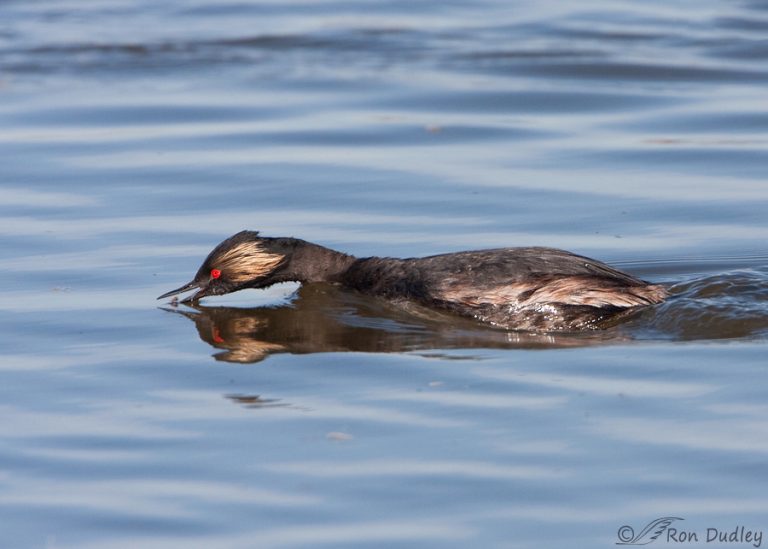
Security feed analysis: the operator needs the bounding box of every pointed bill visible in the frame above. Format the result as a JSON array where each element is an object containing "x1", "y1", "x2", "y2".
[{"x1": 157, "y1": 280, "x2": 200, "y2": 300}]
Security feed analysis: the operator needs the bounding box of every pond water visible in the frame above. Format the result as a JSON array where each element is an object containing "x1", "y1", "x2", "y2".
[{"x1": 1, "y1": 1, "x2": 768, "y2": 547}]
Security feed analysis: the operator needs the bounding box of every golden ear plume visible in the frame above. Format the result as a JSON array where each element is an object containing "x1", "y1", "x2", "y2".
[{"x1": 215, "y1": 241, "x2": 285, "y2": 283}]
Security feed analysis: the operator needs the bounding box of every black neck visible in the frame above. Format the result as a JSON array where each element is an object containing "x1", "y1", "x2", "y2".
[{"x1": 274, "y1": 238, "x2": 358, "y2": 284}]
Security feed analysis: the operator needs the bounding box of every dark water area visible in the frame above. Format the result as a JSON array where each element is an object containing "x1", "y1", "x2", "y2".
[{"x1": 1, "y1": 1, "x2": 768, "y2": 547}]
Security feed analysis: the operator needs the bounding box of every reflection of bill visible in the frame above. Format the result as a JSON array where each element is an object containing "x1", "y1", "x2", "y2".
[
  {"x1": 161, "y1": 284, "x2": 619, "y2": 364},
  {"x1": 616, "y1": 517, "x2": 683, "y2": 545}
]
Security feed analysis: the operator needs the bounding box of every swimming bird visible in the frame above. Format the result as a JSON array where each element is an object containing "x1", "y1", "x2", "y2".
[{"x1": 158, "y1": 230, "x2": 667, "y2": 331}]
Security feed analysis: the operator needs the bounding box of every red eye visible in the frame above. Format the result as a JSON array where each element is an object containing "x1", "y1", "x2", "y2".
[{"x1": 211, "y1": 269, "x2": 221, "y2": 279}]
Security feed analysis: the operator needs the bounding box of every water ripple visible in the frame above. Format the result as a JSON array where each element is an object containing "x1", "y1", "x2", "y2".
[{"x1": 2, "y1": 1, "x2": 768, "y2": 548}]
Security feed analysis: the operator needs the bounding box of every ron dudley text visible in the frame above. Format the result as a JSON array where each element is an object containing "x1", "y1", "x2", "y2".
[{"x1": 667, "y1": 525, "x2": 762, "y2": 548}]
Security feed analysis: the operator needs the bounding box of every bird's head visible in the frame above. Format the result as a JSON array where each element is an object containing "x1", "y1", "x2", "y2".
[{"x1": 158, "y1": 230, "x2": 287, "y2": 303}]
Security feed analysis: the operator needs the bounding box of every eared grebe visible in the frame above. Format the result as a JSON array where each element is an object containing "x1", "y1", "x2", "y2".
[{"x1": 158, "y1": 230, "x2": 668, "y2": 331}]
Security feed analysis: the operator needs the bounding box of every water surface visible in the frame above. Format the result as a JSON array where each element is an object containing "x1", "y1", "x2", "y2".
[{"x1": 1, "y1": 0, "x2": 767, "y2": 547}]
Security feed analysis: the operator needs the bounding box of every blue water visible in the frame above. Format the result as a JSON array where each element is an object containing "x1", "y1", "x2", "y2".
[{"x1": 1, "y1": 1, "x2": 768, "y2": 547}]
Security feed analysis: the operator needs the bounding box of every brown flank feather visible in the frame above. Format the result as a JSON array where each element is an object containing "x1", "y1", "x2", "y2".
[{"x1": 439, "y1": 276, "x2": 668, "y2": 310}]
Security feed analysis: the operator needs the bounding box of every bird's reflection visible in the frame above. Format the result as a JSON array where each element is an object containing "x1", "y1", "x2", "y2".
[{"x1": 162, "y1": 284, "x2": 626, "y2": 363}]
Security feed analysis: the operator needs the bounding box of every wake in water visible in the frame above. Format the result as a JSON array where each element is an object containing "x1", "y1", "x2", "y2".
[{"x1": 636, "y1": 266, "x2": 768, "y2": 340}]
